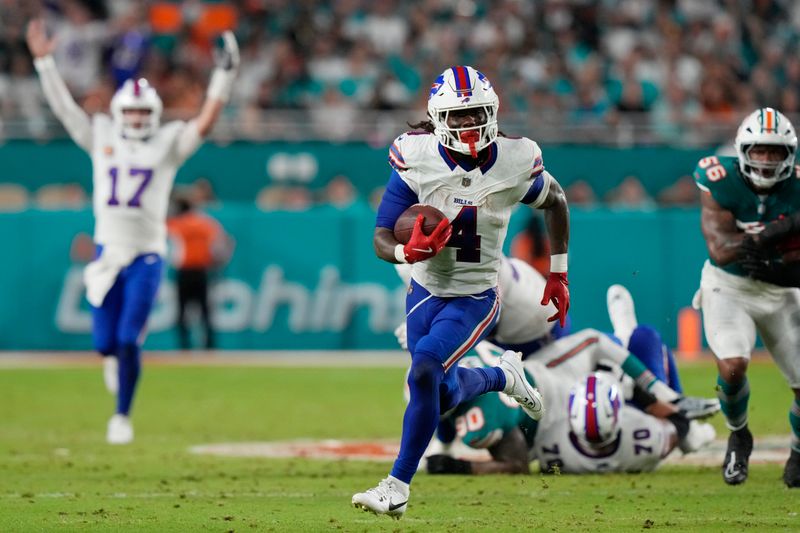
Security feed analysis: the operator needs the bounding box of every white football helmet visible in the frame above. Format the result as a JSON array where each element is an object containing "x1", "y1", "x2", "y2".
[
  {"x1": 568, "y1": 372, "x2": 623, "y2": 448},
  {"x1": 110, "y1": 78, "x2": 163, "y2": 140},
  {"x1": 734, "y1": 107, "x2": 797, "y2": 189},
  {"x1": 427, "y1": 66, "x2": 499, "y2": 156}
]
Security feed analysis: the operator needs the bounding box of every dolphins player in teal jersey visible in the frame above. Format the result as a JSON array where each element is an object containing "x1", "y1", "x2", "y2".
[{"x1": 693, "y1": 107, "x2": 800, "y2": 487}]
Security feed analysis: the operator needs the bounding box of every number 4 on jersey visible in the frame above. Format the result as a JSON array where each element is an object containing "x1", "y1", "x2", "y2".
[{"x1": 448, "y1": 206, "x2": 481, "y2": 262}]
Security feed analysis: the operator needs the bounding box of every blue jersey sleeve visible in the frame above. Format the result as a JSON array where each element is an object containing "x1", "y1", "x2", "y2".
[
  {"x1": 520, "y1": 173, "x2": 546, "y2": 204},
  {"x1": 375, "y1": 170, "x2": 419, "y2": 229}
]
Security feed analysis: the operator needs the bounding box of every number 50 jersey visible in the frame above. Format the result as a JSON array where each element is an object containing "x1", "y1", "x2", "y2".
[
  {"x1": 90, "y1": 114, "x2": 202, "y2": 255},
  {"x1": 390, "y1": 132, "x2": 551, "y2": 296}
]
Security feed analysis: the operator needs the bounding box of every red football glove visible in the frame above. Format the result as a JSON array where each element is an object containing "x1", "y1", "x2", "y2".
[
  {"x1": 541, "y1": 272, "x2": 569, "y2": 327},
  {"x1": 403, "y1": 215, "x2": 452, "y2": 264}
]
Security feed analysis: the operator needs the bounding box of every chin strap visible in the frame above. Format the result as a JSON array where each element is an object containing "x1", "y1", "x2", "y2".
[{"x1": 459, "y1": 130, "x2": 480, "y2": 158}]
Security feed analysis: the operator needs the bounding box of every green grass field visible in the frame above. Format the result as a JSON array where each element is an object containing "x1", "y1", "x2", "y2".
[{"x1": 1, "y1": 357, "x2": 799, "y2": 531}]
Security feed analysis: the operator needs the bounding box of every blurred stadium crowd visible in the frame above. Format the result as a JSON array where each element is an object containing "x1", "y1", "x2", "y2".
[
  {"x1": 3, "y1": 0, "x2": 800, "y2": 143},
  {"x1": 0, "y1": 0, "x2": 798, "y2": 210}
]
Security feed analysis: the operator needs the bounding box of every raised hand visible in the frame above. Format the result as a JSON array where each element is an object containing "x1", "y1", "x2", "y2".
[
  {"x1": 26, "y1": 19, "x2": 56, "y2": 59},
  {"x1": 214, "y1": 30, "x2": 240, "y2": 72}
]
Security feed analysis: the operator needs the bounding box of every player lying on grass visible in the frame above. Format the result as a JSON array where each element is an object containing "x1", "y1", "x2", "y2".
[
  {"x1": 422, "y1": 285, "x2": 719, "y2": 474},
  {"x1": 693, "y1": 107, "x2": 800, "y2": 487},
  {"x1": 424, "y1": 348, "x2": 715, "y2": 475},
  {"x1": 27, "y1": 19, "x2": 238, "y2": 444},
  {"x1": 424, "y1": 354, "x2": 715, "y2": 476},
  {"x1": 397, "y1": 262, "x2": 698, "y2": 413}
]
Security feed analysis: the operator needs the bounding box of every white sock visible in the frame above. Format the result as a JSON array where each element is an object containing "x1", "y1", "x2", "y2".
[
  {"x1": 499, "y1": 353, "x2": 520, "y2": 393},
  {"x1": 388, "y1": 475, "x2": 410, "y2": 495},
  {"x1": 501, "y1": 366, "x2": 516, "y2": 394}
]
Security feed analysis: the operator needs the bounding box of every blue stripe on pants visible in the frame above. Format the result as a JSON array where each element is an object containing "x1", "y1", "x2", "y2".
[
  {"x1": 390, "y1": 279, "x2": 505, "y2": 484},
  {"x1": 91, "y1": 248, "x2": 163, "y2": 414}
]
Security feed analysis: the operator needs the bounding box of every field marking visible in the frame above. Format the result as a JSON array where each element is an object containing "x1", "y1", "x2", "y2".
[
  {"x1": 0, "y1": 350, "x2": 410, "y2": 368},
  {"x1": 1, "y1": 490, "x2": 315, "y2": 499},
  {"x1": 189, "y1": 435, "x2": 794, "y2": 467},
  {"x1": 0, "y1": 350, "x2": 781, "y2": 369},
  {"x1": 189, "y1": 439, "x2": 401, "y2": 461}
]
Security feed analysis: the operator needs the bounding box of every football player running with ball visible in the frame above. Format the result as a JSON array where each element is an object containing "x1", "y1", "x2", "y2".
[
  {"x1": 27, "y1": 20, "x2": 239, "y2": 444},
  {"x1": 693, "y1": 107, "x2": 800, "y2": 487},
  {"x1": 352, "y1": 66, "x2": 570, "y2": 518}
]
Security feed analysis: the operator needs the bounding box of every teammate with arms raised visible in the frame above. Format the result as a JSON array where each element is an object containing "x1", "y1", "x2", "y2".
[
  {"x1": 352, "y1": 66, "x2": 570, "y2": 518},
  {"x1": 693, "y1": 107, "x2": 800, "y2": 486},
  {"x1": 27, "y1": 19, "x2": 239, "y2": 444}
]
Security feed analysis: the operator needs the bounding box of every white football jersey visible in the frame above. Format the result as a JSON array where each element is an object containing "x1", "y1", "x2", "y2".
[
  {"x1": 532, "y1": 406, "x2": 673, "y2": 473},
  {"x1": 90, "y1": 115, "x2": 201, "y2": 255},
  {"x1": 391, "y1": 132, "x2": 550, "y2": 296},
  {"x1": 494, "y1": 256, "x2": 556, "y2": 344}
]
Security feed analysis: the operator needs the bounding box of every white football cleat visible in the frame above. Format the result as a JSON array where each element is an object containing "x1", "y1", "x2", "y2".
[
  {"x1": 498, "y1": 350, "x2": 544, "y2": 421},
  {"x1": 106, "y1": 414, "x2": 133, "y2": 445},
  {"x1": 606, "y1": 284, "x2": 638, "y2": 346},
  {"x1": 679, "y1": 421, "x2": 716, "y2": 454},
  {"x1": 103, "y1": 356, "x2": 119, "y2": 395},
  {"x1": 352, "y1": 477, "x2": 409, "y2": 519}
]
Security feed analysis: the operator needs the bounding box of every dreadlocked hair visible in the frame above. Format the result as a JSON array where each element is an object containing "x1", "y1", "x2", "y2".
[{"x1": 407, "y1": 120, "x2": 435, "y2": 133}]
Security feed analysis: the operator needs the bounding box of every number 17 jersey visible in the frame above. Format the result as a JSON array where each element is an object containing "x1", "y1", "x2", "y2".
[
  {"x1": 390, "y1": 132, "x2": 551, "y2": 296},
  {"x1": 90, "y1": 115, "x2": 201, "y2": 256}
]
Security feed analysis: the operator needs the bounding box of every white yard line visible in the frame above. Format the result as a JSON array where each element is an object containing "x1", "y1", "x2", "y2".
[
  {"x1": 0, "y1": 350, "x2": 777, "y2": 369},
  {"x1": 189, "y1": 435, "x2": 794, "y2": 466},
  {"x1": 1, "y1": 490, "x2": 315, "y2": 499},
  {"x1": 0, "y1": 350, "x2": 410, "y2": 368}
]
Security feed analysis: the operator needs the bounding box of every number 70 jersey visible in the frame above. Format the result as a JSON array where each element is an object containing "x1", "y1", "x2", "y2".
[
  {"x1": 90, "y1": 114, "x2": 200, "y2": 256},
  {"x1": 532, "y1": 405, "x2": 673, "y2": 473},
  {"x1": 391, "y1": 132, "x2": 550, "y2": 296}
]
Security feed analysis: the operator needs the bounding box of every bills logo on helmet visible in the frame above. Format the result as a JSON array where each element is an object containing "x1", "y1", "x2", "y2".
[
  {"x1": 476, "y1": 70, "x2": 492, "y2": 90},
  {"x1": 429, "y1": 75, "x2": 444, "y2": 99},
  {"x1": 426, "y1": 65, "x2": 500, "y2": 156}
]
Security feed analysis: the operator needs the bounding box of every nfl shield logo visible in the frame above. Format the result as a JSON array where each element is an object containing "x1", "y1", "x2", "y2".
[{"x1": 462, "y1": 177, "x2": 471, "y2": 187}]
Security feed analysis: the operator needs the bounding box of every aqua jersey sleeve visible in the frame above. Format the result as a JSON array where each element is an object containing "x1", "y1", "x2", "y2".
[{"x1": 692, "y1": 155, "x2": 741, "y2": 210}]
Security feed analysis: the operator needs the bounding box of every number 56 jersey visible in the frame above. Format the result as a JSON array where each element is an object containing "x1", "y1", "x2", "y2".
[
  {"x1": 90, "y1": 114, "x2": 202, "y2": 256},
  {"x1": 390, "y1": 132, "x2": 551, "y2": 296}
]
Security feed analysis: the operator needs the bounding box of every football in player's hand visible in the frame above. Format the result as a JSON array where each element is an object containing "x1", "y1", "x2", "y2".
[{"x1": 394, "y1": 204, "x2": 447, "y2": 244}]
